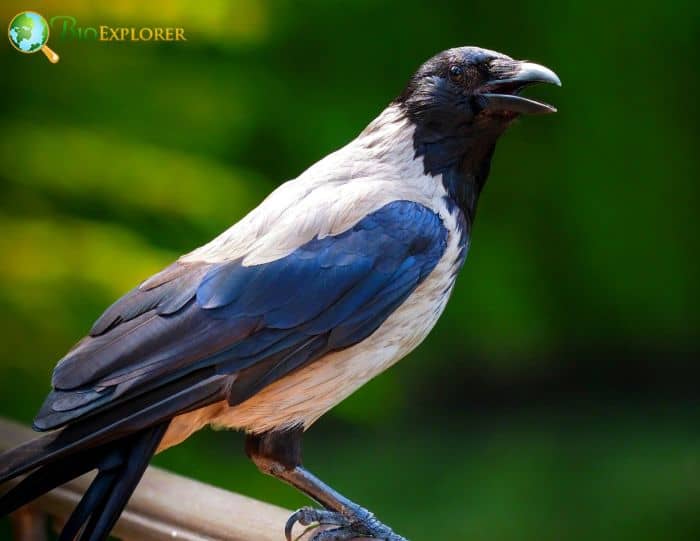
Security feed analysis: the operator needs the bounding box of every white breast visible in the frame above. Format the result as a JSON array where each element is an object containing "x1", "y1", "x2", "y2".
[
  {"x1": 208, "y1": 199, "x2": 464, "y2": 434},
  {"x1": 158, "y1": 106, "x2": 467, "y2": 450}
]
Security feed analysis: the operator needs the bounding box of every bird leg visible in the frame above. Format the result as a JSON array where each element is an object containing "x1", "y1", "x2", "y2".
[{"x1": 245, "y1": 429, "x2": 407, "y2": 541}]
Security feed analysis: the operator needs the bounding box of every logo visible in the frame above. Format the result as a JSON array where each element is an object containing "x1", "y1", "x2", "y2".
[
  {"x1": 8, "y1": 11, "x2": 59, "y2": 63},
  {"x1": 8, "y1": 12, "x2": 187, "y2": 63}
]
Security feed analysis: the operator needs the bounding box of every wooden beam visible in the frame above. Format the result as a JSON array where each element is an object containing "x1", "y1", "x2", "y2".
[{"x1": 9, "y1": 504, "x2": 47, "y2": 541}]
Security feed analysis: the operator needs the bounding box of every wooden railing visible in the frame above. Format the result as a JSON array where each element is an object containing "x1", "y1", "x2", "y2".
[{"x1": 0, "y1": 418, "x2": 325, "y2": 541}]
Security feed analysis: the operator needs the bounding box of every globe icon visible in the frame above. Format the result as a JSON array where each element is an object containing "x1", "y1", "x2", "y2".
[{"x1": 8, "y1": 11, "x2": 59, "y2": 63}]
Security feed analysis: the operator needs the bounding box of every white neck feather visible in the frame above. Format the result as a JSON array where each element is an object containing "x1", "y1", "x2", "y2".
[{"x1": 182, "y1": 105, "x2": 449, "y2": 265}]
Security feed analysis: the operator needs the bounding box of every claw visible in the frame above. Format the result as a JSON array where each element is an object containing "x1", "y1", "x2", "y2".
[
  {"x1": 286, "y1": 507, "x2": 316, "y2": 541},
  {"x1": 286, "y1": 507, "x2": 346, "y2": 541},
  {"x1": 285, "y1": 509, "x2": 299, "y2": 541}
]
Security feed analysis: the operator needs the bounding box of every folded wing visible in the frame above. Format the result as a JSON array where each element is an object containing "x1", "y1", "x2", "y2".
[{"x1": 35, "y1": 200, "x2": 448, "y2": 431}]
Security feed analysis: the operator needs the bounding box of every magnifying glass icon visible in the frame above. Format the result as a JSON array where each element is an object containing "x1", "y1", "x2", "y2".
[{"x1": 8, "y1": 11, "x2": 60, "y2": 64}]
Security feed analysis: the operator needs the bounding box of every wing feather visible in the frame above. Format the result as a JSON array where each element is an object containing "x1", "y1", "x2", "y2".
[{"x1": 35, "y1": 201, "x2": 448, "y2": 431}]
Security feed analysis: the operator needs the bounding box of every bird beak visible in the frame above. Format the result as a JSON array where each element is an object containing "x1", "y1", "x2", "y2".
[{"x1": 478, "y1": 60, "x2": 562, "y2": 115}]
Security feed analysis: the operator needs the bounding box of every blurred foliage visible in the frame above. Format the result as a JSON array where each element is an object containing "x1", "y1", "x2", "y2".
[{"x1": 0, "y1": 0, "x2": 698, "y2": 539}]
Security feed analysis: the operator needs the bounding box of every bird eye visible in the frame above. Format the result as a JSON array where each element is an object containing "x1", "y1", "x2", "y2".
[{"x1": 449, "y1": 65, "x2": 464, "y2": 82}]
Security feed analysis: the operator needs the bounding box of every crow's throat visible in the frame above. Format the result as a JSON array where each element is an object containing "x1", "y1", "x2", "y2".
[{"x1": 406, "y1": 111, "x2": 505, "y2": 222}]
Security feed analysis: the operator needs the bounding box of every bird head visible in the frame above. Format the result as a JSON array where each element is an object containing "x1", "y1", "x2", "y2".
[
  {"x1": 394, "y1": 46, "x2": 560, "y2": 217},
  {"x1": 397, "y1": 46, "x2": 560, "y2": 133}
]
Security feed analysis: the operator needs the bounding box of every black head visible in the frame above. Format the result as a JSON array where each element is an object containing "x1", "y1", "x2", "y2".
[
  {"x1": 395, "y1": 46, "x2": 561, "y2": 218},
  {"x1": 398, "y1": 46, "x2": 560, "y2": 127}
]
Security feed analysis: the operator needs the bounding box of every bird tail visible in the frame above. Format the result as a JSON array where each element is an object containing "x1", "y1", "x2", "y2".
[
  {"x1": 0, "y1": 369, "x2": 230, "y2": 540},
  {"x1": 0, "y1": 423, "x2": 167, "y2": 541}
]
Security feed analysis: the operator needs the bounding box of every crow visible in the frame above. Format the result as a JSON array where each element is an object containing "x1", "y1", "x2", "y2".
[{"x1": 0, "y1": 46, "x2": 560, "y2": 541}]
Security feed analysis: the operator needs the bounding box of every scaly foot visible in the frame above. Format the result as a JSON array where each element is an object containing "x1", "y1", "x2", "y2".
[{"x1": 286, "y1": 505, "x2": 407, "y2": 541}]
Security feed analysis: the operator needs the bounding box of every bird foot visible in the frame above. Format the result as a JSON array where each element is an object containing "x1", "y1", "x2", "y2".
[{"x1": 285, "y1": 505, "x2": 407, "y2": 541}]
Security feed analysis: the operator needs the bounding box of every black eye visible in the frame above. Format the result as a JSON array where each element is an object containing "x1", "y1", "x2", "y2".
[{"x1": 449, "y1": 65, "x2": 464, "y2": 82}]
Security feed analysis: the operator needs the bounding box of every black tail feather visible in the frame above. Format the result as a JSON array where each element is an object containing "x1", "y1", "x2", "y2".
[
  {"x1": 56, "y1": 442, "x2": 131, "y2": 541},
  {"x1": 0, "y1": 445, "x2": 107, "y2": 516},
  {"x1": 0, "y1": 371, "x2": 228, "y2": 540},
  {"x1": 57, "y1": 467, "x2": 119, "y2": 541},
  {"x1": 0, "y1": 430, "x2": 73, "y2": 486},
  {"x1": 0, "y1": 423, "x2": 167, "y2": 541},
  {"x1": 77, "y1": 423, "x2": 167, "y2": 541}
]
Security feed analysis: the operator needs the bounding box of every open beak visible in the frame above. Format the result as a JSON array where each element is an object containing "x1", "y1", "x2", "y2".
[{"x1": 478, "y1": 61, "x2": 561, "y2": 115}]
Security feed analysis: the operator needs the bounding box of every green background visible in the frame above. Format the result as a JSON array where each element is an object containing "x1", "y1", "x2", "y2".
[{"x1": 1, "y1": 1, "x2": 698, "y2": 540}]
